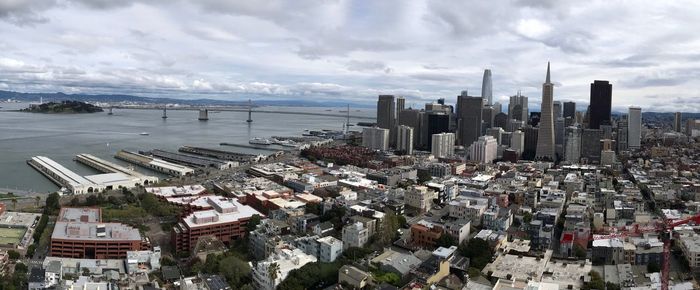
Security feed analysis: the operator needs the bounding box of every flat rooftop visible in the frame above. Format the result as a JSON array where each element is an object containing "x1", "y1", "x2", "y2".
[
  {"x1": 182, "y1": 198, "x2": 262, "y2": 228},
  {"x1": 31, "y1": 156, "x2": 94, "y2": 186},
  {"x1": 146, "y1": 185, "x2": 206, "y2": 198},
  {"x1": 52, "y1": 221, "x2": 142, "y2": 241},
  {"x1": 0, "y1": 211, "x2": 41, "y2": 228},
  {"x1": 58, "y1": 208, "x2": 101, "y2": 223}
]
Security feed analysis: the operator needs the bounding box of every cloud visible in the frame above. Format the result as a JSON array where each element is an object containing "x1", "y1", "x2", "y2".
[
  {"x1": 345, "y1": 60, "x2": 389, "y2": 72},
  {"x1": 0, "y1": 0, "x2": 55, "y2": 25}
]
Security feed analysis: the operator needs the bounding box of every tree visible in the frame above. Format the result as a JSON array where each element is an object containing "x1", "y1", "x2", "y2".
[
  {"x1": 378, "y1": 210, "x2": 400, "y2": 246},
  {"x1": 35, "y1": 196, "x2": 41, "y2": 207},
  {"x1": 436, "y1": 233, "x2": 457, "y2": 248},
  {"x1": 11, "y1": 198, "x2": 17, "y2": 210},
  {"x1": 218, "y1": 256, "x2": 252, "y2": 287},
  {"x1": 573, "y1": 245, "x2": 587, "y2": 259},
  {"x1": 45, "y1": 192, "x2": 61, "y2": 214},
  {"x1": 606, "y1": 282, "x2": 621, "y2": 290},
  {"x1": 523, "y1": 212, "x2": 533, "y2": 223},
  {"x1": 246, "y1": 214, "x2": 261, "y2": 232},
  {"x1": 417, "y1": 170, "x2": 432, "y2": 184},
  {"x1": 583, "y1": 271, "x2": 605, "y2": 290},
  {"x1": 268, "y1": 262, "x2": 280, "y2": 283},
  {"x1": 7, "y1": 250, "x2": 20, "y2": 260},
  {"x1": 459, "y1": 238, "x2": 493, "y2": 270},
  {"x1": 70, "y1": 197, "x2": 81, "y2": 206},
  {"x1": 647, "y1": 261, "x2": 661, "y2": 273}
]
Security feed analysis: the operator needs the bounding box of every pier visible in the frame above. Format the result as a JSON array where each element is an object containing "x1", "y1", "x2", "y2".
[
  {"x1": 178, "y1": 146, "x2": 265, "y2": 163},
  {"x1": 219, "y1": 143, "x2": 289, "y2": 153},
  {"x1": 148, "y1": 149, "x2": 238, "y2": 170},
  {"x1": 74, "y1": 154, "x2": 159, "y2": 184},
  {"x1": 27, "y1": 156, "x2": 99, "y2": 194},
  {"x1": 115, "y1": 150, "x2": 195, "y2": 177}
]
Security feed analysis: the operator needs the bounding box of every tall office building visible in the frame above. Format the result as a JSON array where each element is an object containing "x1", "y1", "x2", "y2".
[
  {"x1": 563, "y1": 101, "x2": 576, "y2": 119},
  {"x1": 523, "y1": 126, "x2": 539, "y2": 160},
  {"x1": 508, "y1": 92, "x2": 528, "y2": 122},
  {"x1": 553, "y1": 101, "x2": 562, "y2": 119},
  {"x1": 600, "y1": 139, "x2": 616, "y2": 166},
  {"x1": 628, "y1": 107, "x2": 641, "y2": 149},
  {"x1": 377, "y1": 95, "x2": 396, "y2": 147},
  {"x1": 482, "y1": 106, "x2": 496, "y2": 134},
  {"x1": 396, "y1": 97, "x2": 406, "y2": 124},
  {"x1": 617, "y1": 120, "x2": 628, "y2": 152},
  {"x1": 487, "y1": 127, "x2": 504, "y2": 145},
  {"x1": 588, "y1": 81, "x2": 612, "y2": 129},
  {"x1": 431, "y1": 133, "x2": 455, "y2": 158},
  {"x1": 511, "y1": 130, "x2": 524, "y2": 154},
  {"x1": 396, "y1": 125, "x2": 414, "y2": 155},
  {"x1": 494, "y1": 112, "x2": 509, "y2": 130},
  {"x1": 555, "y1": 117, "x2": 565, "y2": 159},
  {"x1": 581, "y1": 129, "x2": 603, "y2": 164},
  {"x1": 564, "y1": 127, "x2": 582, "y2": 163},
  {"x1": 425, "y1": 113, "x2": 450, "y2": 150},
  {"x1": 362, "y1": 127, "x2": 389, "y2": 151},
  {"x1": 469, "y1": 135, "x2": 497, "y2": 164},
  {"x1": 493, "y1": 102, "x2": 503, "y2": 115},
  {"x1": 482, "y1": 69, "x2": 493, "y2": 105},
  {"x1": 398, "y1": 109, "x2": 423, "y2": 149},
  {"x1": 535, "y1": 62, "x2": 556, "y2": 161},
  {"x1": 674, "y1": 112, "x2": 682, "y2": 132},
  {"x1": 456, "y1": 95, "x2": 483, "y2": 146}
]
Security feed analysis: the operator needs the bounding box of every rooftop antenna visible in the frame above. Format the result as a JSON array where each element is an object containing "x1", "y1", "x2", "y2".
[{"x1": 246, "y1": 99, "x2": 253, "y2": 123}]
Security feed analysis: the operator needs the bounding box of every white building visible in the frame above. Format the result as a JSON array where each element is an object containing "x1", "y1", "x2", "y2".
[
  {"x1": 362, "y1": 127, "x2": 390, "y2": 151},
  {"x1": 317, "y1": 236, "x2": 344, "y2": 262},
  {"x1": 396, "y1": 125, "x2": 414, "y2": 155},
  {"x1": 252, "y1": 248, "x2": 317, "y2": 290},
  {"x1": 404, "y1": 185, "x2": 434, "y2": 212},
  {"x1": 342, "y1": 222, "x2": 369, "y2": 250},
  {"x1": 511, "y1": 130, "x2": 524, "y2": 153},
  {"x1": 469, "y1": 135, "x2": 497, "y2": 164},
  {"x1": 628, "y1": 106, "x2": 641, "y2": 149},
  {"x1": 431, "y1": 133, "x2": 455, "y2": 158},
  {"x1": 679, "y1": 232, "x2": 700, "y2": 270},
  {"x1": 448, "y1": 197, "x2": 488, "y2": 226}
]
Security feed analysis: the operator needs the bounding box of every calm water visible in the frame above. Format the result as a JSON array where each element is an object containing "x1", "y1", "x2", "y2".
[{"x1": 0, "y1": 102, "x2": 374, "y2": 193}]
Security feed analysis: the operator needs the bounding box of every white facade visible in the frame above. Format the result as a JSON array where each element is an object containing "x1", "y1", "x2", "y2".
[
  {"x1": 431, "y1": 133, "x2": 455, "y2": 158},
  {"x1": 362, "y1": 127, "x2": 389, "y2": 151},
  {"x1": 252, "y1": 248, "x2": 317, "y2": 290},
  {"x1": 511, "y1": 130, "x2": 524, "y2": 153},
  {"x1": 404, "y1": 186, "x2": 433, "y2": 212},
  {"x1": 342, "y1": 222, "x2": 369, "y2": 250},
  {"x1": 469, "y1": 135, "x2": 497, "y2": 164},
  {"x1": 628, "y1": 107, "x2": 641, "y2": 149},
  {"x1": 396, "y1": 125, "x2": 414, "y2": 155},
  {"x1": 448, "y1": 197, "x2": 488, "y2": 226},
  {"x1": 317, "y1": 236, "x2": 343, "y2": 262}
]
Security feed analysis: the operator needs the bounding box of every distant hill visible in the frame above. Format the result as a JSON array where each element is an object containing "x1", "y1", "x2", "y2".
[{"x1": 0, "y1": 90, "x2": 373, "y2": 108}]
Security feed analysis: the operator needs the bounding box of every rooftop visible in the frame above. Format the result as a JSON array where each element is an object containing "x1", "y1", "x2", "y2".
[
  {"x1": 146, "y1": 185, "x2": 207, "y2": 198},
  {"x1": 58, "y1": 207, "x2": 101, "y2": 223},
  {"x1": 52, "y1": 221, "x2": 143, "y2": 241},
  {"x1": 182, "y1": 198, "x2": 262, "y2": 228}
]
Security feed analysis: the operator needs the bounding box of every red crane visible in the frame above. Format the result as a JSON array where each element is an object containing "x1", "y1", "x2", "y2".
[{"x1": 591, "y1": 213, "x2": 700, "y2": 290}]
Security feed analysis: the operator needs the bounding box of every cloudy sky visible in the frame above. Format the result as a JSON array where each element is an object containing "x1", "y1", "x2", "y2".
[{"x1": 1, "y1": 0, "x2": 699, "y2": 112}]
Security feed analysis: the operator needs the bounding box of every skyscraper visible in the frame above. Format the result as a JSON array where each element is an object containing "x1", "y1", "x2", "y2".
[
  {"x1": 377, "y1": 95, "x2": 396, "y2": 147},
  {"x1": 362, "y1": 127, "x2": 389, "y2": 151},
  {"x1": 431, "y1": 133, "x2": 455, "y2": 158},
  {"x1": 563, "y1": 101, "x2": 576, "y2": 119},
  {"x1": 482, "y1": 69, "x2": 493, "y2": 106},
  {"x1": 674, "y1": 112, "x2": 682, "y2": 132},
  {"x1": 628, "y1": 107, "x2": 641, "y2": 149},
  {"x1": 469, "y1": 135, "x2": 497, "y2": 164},
  {"x1": 396, "y1": 125, "x2": 414, "y2": 155},
  {"x1": 564, "y1": 127, "x2": 582, "y2": 163},
  {"x1": 553, "y1": 101, "x2": 562, "y2": 119},
  {"x1": 398, "y1": 109, "x2": 423, "y2": 149},
  {"x1": 396, "y1": 97, "x2": 406, "y2": 124},
  {"x1": 456, "y1": 94, "x2": 483, "y2": 147},
  {"x1": 425, "y1": 113, "x2": 450, "y2": 150},
  {"x1": 508, "y1": 92, "x2": 528, "y2": 122},
  {"x1": 511, "y1": 130, "x2": 524, "y2": 154},
  {"x1": 588, "y1": 80, "x2": 612, "y2": 129},
  {"x1": 535, "y1": 62, "x2": 556, "y2": 161}
]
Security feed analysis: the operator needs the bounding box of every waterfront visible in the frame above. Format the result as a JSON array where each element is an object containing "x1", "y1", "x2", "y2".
[{"x1": 0, "y1": 103, "x2": 374, "y2": 193}]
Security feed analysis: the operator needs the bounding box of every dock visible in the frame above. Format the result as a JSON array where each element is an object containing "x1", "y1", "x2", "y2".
[
  {"x1": 148, "y1": 149, "x2": 238, "y2": 170},
  {"x1": 219, "y1": 143, "x2": 288, "y2": 153},
  {"x1": 27, "y1": 156, "x2": 99, "y2": 194},
  {"x1": 115, "y1": 150, "x2": 195, "y2": 177},
  {"x1": 74, "y1": 154, "x2": 159, "y2": 184},
  {"x1": 178, "y1": 146, "x2": 265, "y2": 163}
]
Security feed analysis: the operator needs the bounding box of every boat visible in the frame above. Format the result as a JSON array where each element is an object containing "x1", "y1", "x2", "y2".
[
  {"x1": 139, "y1": 132, "x2": 149, "y2": 136},
  {"x1": 275, "y1": 139, "x2": 298, "y2": 147},
  {"x1": 249, "y1": 138, "x2": 272, "y2": 145}
]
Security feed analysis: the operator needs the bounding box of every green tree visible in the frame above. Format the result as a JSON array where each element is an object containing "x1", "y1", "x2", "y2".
[
  {"x1": 374, "y1": 271, "x2": 400, "y2": 286},
  {"x1": 583, "y1": 271, "x2": 605, "y2": 290},
  {"x1": 268, "y1": 262, "x2": 280, "y2": 283},
  {"x1": 573, "y1": 245, "x2": 587, "y2": 259},
  {"x1": 218, "y1": 256, "x2": 252, "y2": 287},
  {"x1": 436, "y1": 233, "x2": 457, "y2": 248},
  {"x1": 417, "y1": 170, "x2": 432, "y2": 184},
  {"x1": 45, "y1": 192, "x2": 61, "y2": 214},
  {"x1": 11, "y1": 198, "x2": 17, "y2": 210},
  {"x1": 458, "y1": 238, "x2": 493, "y2": 270},
  {"x1": 378, "y1": 210, "x2": 400, "y2": 246},
  {"x1": 523, "y1": 212, "x2": 533, "y2": 223},
  {"x1": 246, "y1": 214, "x2": 261, "y2": 232},
  {"x1": 34, "y1": 196, "x2": 41, "y2": 207},
  {"x1": 647, "y1": 261, "x2": 661, "y2": 273},
  {"x1": 7, "y1": 250, "x2": 20, "y2": 260},
  {"x1": 606, "y1": 282, "x2": 621, "y2": 290}
]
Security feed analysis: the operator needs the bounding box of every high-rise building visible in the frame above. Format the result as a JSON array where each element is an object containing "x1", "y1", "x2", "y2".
[
  {"x1": 425, "y1": 113, "x2": 450, "y2": 150},
  {"x1": 377, "y1": 95, "x2": 396, "y2": 146},
  {"x1": 628, "y1": 107, "x2": 641, "y2": 149},
  {"x1": 588, "y1": 81, "x2": 612, "y2": 129},
  {"x1": 523, "y1": 126, "x2": 539, "y2": 160},
  {"x1": 555, "y1": 117, "x2": 565, "y2": 159},
  {"x1": 617, "y1": 120, "x2": 628, "y2": 152},
  {"x1": 456, "y1": 95, "x2": 483, "y2": 146},
  {"x1": 396, "y1": 97, "x2": 405, "y2": 113},
  {"x1": 482, "y1": 69, "x2": 493, "y2": 105},
  {"x1": 674, "y1": 112, "x2": 682, "y2": 132},
  {"x1": 482, "y1": 106, "x2": 496, "y2": 134},
  {"x1": 469, "y1": 135, "x2": 497, "y2": 164},
  {"x1": 563, "y1": 101, "x2": 576, "y2": 119},
  {"x1": 511, "y1": 130, "x2": 524, "y2": 154},
  {"x1": 581, "y1": 129, "x2": 603, "y2": 164},
  {"x1": 431, "y1": 133, "x2": 455, "y2": 158},
  {"x1": 396, "y1": 125, "x2": 414, "y2": 155},
  {"x1": 494, "y1": 112, "x2": 509, "y2": 130},
  {"x1": 493, "y1": 102, "x2": 503, "y2": 114},
  {"x1": 535, "y1": 62, "x2": 556, "y2": 161},
  {"x1": 398, "y1": 109, "x2": 423, "y2": 149},
  {"x1": 600, "y1": 139, "x2": 616, "y2": 166},
  {"x1": 553, "y1": 101, "x2": 562, "y2": 119},
  {"x1": 362, "y1": 127, "x2": 389, "y2": 151},
  {"x1": 564, "y1": 127, "x2": 582, "y2": 163},
  {"x1": 508, "y1": 92, "x2": 528, "y2": 122},
  {"x1": 686, "y1": 119, "x2": 700, "y2": 137},
  {"x1": 487, "y1": 127, "x2": 504, "y2": 145}
]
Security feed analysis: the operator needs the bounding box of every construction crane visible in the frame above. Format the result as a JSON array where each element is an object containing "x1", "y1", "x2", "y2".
[{"x1": 591, "y1": 213, "x2": 700, "y2": 290}]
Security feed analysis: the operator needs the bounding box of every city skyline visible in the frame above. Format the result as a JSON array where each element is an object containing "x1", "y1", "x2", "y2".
[{"x1": 1, "y1": 1, "x2": 700, "y2": 112}]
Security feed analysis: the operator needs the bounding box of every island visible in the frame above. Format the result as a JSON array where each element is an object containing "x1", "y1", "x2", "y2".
[{"x1": 20, "y1": 100, "x2": 104, "y2": 114}]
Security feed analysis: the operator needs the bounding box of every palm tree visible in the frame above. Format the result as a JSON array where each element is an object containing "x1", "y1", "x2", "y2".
[
  {"x1": 11, "y1": 198, "x2": 17, "y2": 210},
  {"x1": 268, "y1": 262, "x2": 280, "y2": 283},
  {"x1": 35, "y1": 196, "x2": 41, "y2": 207}
]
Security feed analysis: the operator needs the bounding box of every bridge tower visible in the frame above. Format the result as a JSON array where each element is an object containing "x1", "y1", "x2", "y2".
[
  {"x1": 198, "y1": 109, "x2": 209, "y2": 121},
  {"x1": 246, "y1": 99, "x2": 253, "y2": 123}
]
